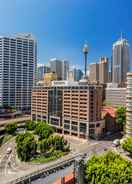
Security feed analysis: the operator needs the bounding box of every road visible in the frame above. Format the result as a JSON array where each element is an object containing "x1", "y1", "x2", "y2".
[
  {"x1": 0, "y1": 134, "x2": 114, "y2": 184},
  {"x1": 30, "y1": 140, "x2": 112, "y2": 184}
]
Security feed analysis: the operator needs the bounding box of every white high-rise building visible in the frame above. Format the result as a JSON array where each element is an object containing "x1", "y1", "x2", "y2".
[
  {"x1": 112, "y1": 36, "x2": 130, "y2": 86},
  {"x1": 49, "y1": 58, "x2": 69, "y2": 80},
  {"x1": 0, "y1": 33, "x2": 37, "y2": 111}
]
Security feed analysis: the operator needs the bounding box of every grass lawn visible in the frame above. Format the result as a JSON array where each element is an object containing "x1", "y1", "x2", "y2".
[{"x1": 31, "y1": 150, "x2": 67, "y2": 164}]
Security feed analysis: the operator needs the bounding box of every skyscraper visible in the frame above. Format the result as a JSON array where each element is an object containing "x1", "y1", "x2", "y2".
[
  {"x1": 112, "y1": 36, "x2": 130, "y2": 86},
  {"x1": 49, "y1": 58, "x2": 69, "y2": 80},
  {"x1": 89, "y1": 63, "x2": 99, "y2": 83},
  {"x1": 61, "y1": 60, "x2": 69, "y2": 80},
  {"x1": 37, "y1": 64, "x2": 50, "y2": 81},
  {"x1": 0, "y1": 33, "x2": 37, "y2": 111},
  {"x1": 99, "y1": 57, "x2": 109, "y2": 84},
  {"x1": 68, "y1": 68, "x2": 83, "y2": 81}
]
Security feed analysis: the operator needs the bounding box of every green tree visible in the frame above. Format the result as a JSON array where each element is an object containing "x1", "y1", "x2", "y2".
[
  {"x1": 122, "y1": 137, "x2": 132, "y2": 155},
  {"x1": 85, "y1": 151, "x2": 132, "y2": 184},
  {"x1": 16, "y1": 132, "x2": 37, "y2": 161},
  {"x1": 52, "y1": 135, "x2": 69, "y2": 152},
  {"x1": 5, "y1": 123, "x2": 17, "y2": 135},
  {"x1": 39, "y1": 135, "x2": 70, "y2": 154},
  {"x1": 25, "y1": 120, "x2": 36, "y2": 131},
  {"x1": 35, "y1": 121, "x2": 54, "y2": 140},
  {"x1": 10, "y1": 106, "x2": 16, "y2": 112},
  {"x1": 40, "y1": 139, "x2": 49, "y2": 154},
  {"x1": 116, "y1": 106, "x2": 126, "y2": 130}
]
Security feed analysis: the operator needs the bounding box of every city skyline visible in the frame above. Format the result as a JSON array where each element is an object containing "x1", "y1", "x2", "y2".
[{"x1": 0, "y1": 0, "x2": 132, "y2": 69}]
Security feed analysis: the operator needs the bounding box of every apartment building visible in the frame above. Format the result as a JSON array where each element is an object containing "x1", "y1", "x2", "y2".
[
  {"x1": 126, "y1": 72, "x2": 132, "y2": 137},
  {"x1": 32, "y1": 81, "x2": 105, "y2": 139},
  {"x1": 105, "y1": 87, "x2": 126, "y2": 107},
  {"x1": 0, "y1": 33, "x2": 37, "y2": 111}
]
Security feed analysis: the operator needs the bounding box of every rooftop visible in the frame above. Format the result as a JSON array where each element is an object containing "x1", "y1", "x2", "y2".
[
  {"x1": 102, "y1": 106, "x2": 116, "y2": 118},
  {"x1": 0, "y1": 33, "x2": 35, "y2": 40},
  {"x1": 113, "y1": 37, "x2": 129, "y2": 47}
]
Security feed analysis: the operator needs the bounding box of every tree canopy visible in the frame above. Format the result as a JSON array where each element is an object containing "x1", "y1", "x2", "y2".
[
  {"x1": 5, "y1": 123, "x2": 17, "y2": 135},
  {"x1": 25, "y1": 120, "x2": 36, "y2": 131},
  {"x1": 16, "y1": 132, "x2": 37, "y2": 161},
  {"x1": 115, "y1": 106, "x2": 126, "y2": 130},
  {"x1": 39, "y1": 135, "x2": 70, "y2": 154},
  {"x1": 85, "y1": 151, "x2": 132, "y2": 184},
  {"x1": 35, "y1": 121, "x2": 54, "y2": 140}
]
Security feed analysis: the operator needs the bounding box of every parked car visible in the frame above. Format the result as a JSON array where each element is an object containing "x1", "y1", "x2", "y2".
[
  {"x1": 112, "y1": 139, "x2": 120, "y2": 147},
  {"x1": 6, "y1": 147, "x2": 12, "y2": 154}
]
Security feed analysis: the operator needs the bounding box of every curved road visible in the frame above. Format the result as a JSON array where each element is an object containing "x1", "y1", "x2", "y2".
[{"x1": 0, "y1": 135, "x2": 113, "y2": 184}]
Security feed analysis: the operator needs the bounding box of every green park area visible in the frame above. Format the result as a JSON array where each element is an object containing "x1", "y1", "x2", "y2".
[
  {"x1": 16, "y1": 120, "x2": 70, "y2": 163},
  {"x1": 0, "y1": 120, "x2": 70, "y2": 163}
]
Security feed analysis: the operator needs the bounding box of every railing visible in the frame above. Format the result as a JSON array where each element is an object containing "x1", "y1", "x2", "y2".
[
  {"x1": 7, "y1": 153, "x2": 83, "y2": 184},
  {"x1": 0, "y1": 116, "x2": 30, "y2": 127}
]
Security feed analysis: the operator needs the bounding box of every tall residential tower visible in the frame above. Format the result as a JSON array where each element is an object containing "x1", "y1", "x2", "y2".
[{"x1": 0, "y1": 33, "x2": 37, "y2": 111}]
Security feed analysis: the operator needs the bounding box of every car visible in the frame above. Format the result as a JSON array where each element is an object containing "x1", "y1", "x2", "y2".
[
  {"x1": 106, "y1": 131, "x2": 111, "y2": 136},
  {"x1": 112, "y1": 139, "x2": 120, "y2": 147},
  {"x1": 6, "y1": 147, "x2": 12, "y2": 154}
]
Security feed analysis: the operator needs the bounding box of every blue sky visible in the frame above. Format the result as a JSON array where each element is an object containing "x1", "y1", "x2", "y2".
[{"x1": 0, "y1": 0, "x2": 132, "y2": 69}]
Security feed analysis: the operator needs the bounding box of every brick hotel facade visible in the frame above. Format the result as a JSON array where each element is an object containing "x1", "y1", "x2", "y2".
[{"x1": 31, "y1": 81, "x2": 105, "y2": 139}]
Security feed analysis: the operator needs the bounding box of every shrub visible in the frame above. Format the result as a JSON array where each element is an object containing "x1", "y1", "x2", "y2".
[
  {"x1": 25, "y1": 120, "x2": 36, "y2": 130},
  {"x1": 5, "y1": 123, "x2": 17, "y2": 135},
  {"x1": 122, "y1": 137, "x2": 132, "y2": 155}
]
